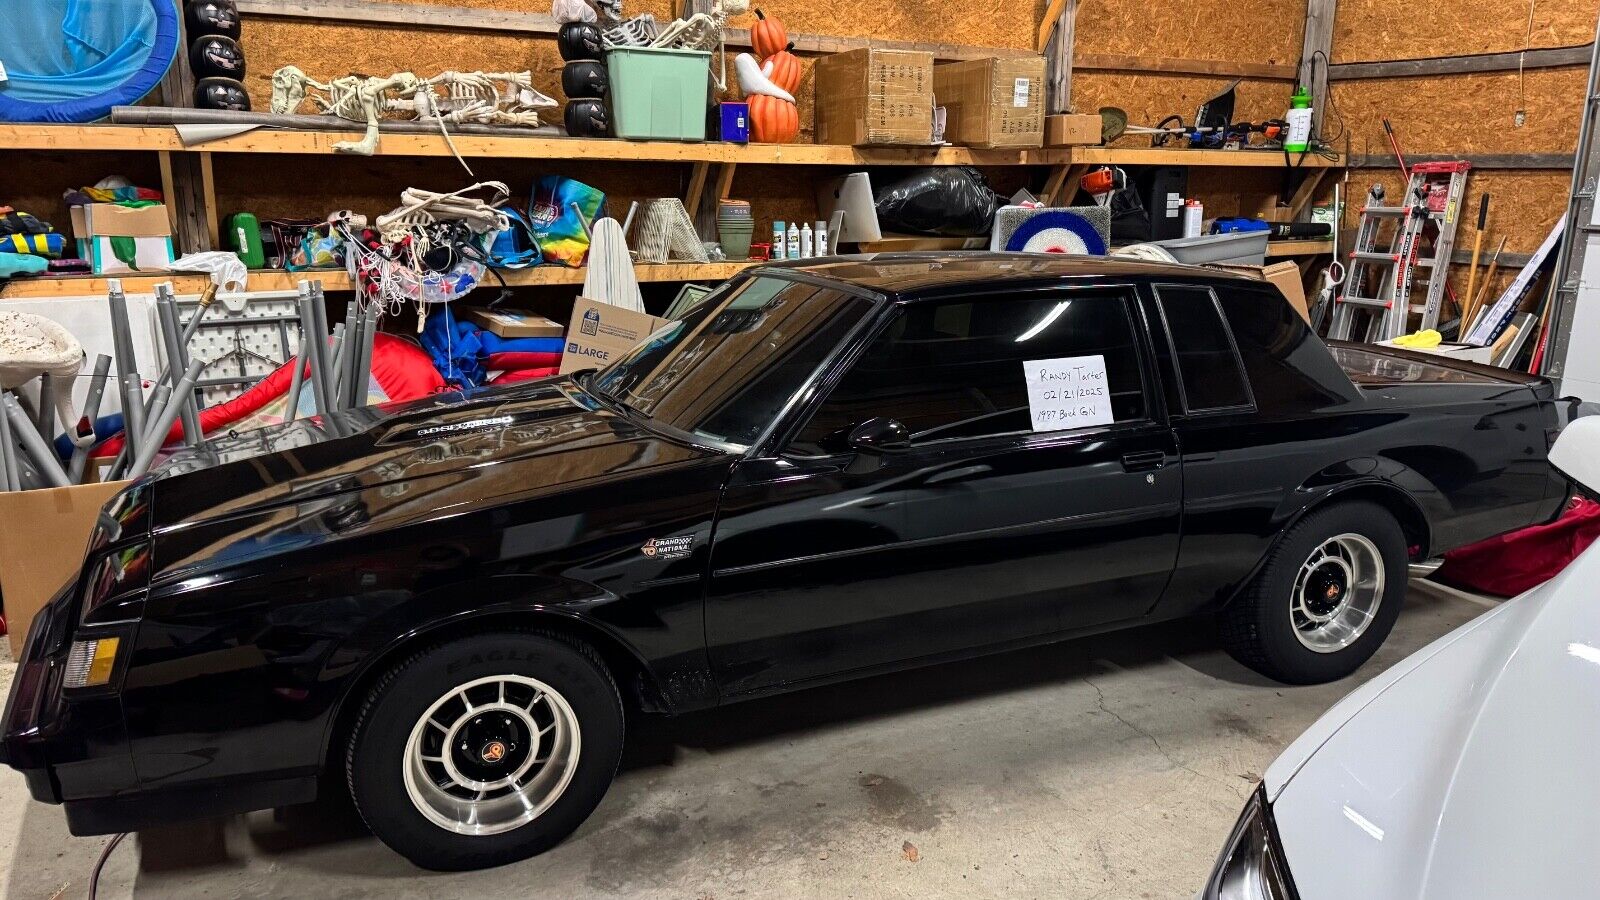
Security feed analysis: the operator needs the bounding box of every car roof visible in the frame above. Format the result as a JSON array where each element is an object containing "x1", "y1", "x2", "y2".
[{"x1": 752, "y1": 252, "x2": 1258, "y2": 298}]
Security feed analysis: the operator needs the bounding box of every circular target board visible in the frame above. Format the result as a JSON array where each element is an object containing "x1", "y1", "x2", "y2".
[{"x1": 1004, "y1": 211, "x2": 1109, "y2": 255}]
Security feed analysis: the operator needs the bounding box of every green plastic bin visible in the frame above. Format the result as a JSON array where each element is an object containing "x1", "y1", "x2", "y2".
[{"x1": 606, "y1": 46, "x2": 711, "y2": 141}]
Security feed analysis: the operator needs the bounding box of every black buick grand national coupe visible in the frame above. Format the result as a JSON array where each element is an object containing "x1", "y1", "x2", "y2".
[{"x1": 3, "y1": 255, "x2": 1572, "y2": 870}]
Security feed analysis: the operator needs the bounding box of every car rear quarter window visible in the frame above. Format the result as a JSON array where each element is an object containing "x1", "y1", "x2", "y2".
[
  {"x1": 1153, "y1": 285, "x2": 1253, "y2": 413},
  {"x1": 1215, "y1": 286, "x2": 1358, "y2": 410},
  {"x1": 788, "y1": 290, "x2": 1149, "y2": 454}
]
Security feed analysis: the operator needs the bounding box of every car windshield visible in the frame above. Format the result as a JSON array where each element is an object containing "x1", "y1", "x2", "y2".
[{"x1": 586, "y1": 275, "x2": 873, "y2": 448}]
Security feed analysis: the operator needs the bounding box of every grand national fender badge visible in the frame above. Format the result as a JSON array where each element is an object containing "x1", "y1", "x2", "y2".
[{"x1": 641, "y1": 534, "x2": 695, "y2": 560}]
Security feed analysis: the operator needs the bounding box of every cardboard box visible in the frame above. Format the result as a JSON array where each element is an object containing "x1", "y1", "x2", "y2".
[
  {"x1": 1209, "y1": 261, "x2": 1309, "y2": 322},
  {"x1": 78, "y1": 235, "x2": 177, "y2": 275},
  {"x1": 559, "y1": 297, "x2": 669, "y2": 374},
  {"x1": 463, "y1": 307, "x2": 565, "y2": 338},
  {"x1": 1045, "y1": 113, "x2": 1103, "y2": 147},
  {"x1": 0, "y1": 481, "x2": 128, "y2": 656},
  {"x1": 69, "y1": 203, "x2": 173, "y2": 242},
  {"x1": 813, "y1": 48, "x2": 934, "y2": 146},
  {"x1": 934, "y1": 56, "x2": 1046, "y2": 149}
]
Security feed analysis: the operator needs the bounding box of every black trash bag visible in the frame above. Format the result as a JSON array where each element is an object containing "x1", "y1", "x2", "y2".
[{"x1": 873, "y1": 167, "x2": 1002, "y2": 236}]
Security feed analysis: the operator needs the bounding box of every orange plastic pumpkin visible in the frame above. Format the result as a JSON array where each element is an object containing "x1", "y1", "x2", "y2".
[
  {"x1": 766, "y1": 44, "x2": 802, "y2": 94},
  {"x1": 751, "y1": 9, "x2": 789, "y2": 60},
  {"x1": 749, "y1": 93, "x2": 799, "y2": 143}
]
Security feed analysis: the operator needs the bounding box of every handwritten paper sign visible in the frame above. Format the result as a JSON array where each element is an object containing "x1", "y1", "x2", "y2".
[{"x1": 1024, "y1": 355, "x2": 1114, "y2": 432}]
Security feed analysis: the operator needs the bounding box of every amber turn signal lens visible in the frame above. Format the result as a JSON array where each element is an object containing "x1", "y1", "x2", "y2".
[{"x1": 64, "y1": 637, "x2": 121, "y2": 689}]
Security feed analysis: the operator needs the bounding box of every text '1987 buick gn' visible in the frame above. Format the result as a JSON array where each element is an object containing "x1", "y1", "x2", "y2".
[{"x1": 2, "y1": 255, "x2": 1573, "y2": 870}]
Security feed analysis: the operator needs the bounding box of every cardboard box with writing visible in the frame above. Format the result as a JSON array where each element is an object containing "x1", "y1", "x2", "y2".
[
  {"x1": 0, "y1": 481, "x2": 129, "y2": 656},
  {"x1": 559, "y1": 297, "x2": 669, "y2": 374},
  {"x1": 934, "y1": 56, "x2": 1046, "y2": 149},
  {"x1": 1045, "y1": 113, "x2": 1102, "y2": 147},
  {"x1": 463, "y1": 307, "x2": 565, "y2": 339},
  {"x1": 813, "y1": 48, "x2": 934, "y2": 146}
]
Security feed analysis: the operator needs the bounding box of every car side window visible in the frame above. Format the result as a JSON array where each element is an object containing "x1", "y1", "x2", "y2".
[
  {"x1": 1153, "y1": 285, "x2": 1253, "y2": 413},
  {"x1": 787, "y1": 290, "x2": 1149, "y2": 455},
  {"x1": 1216, "y1": 286, "x2": 1357, "y2": 410}
]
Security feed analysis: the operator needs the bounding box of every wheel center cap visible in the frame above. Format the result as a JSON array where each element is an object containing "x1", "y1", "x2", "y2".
[{"x1": 480, "y1": 740, "x2": 507, "y2": 764}]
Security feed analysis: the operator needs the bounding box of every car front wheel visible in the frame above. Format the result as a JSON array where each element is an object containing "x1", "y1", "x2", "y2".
[
  {"x1": 346, "y1": 632, "x2": 624, "y2": 870},
  {"x1": 1219, "y1": 500, "x2": 1408, "y2": 684}
]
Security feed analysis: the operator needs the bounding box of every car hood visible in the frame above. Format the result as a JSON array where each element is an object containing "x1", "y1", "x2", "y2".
[
  {"x1": 1263, "y1": 545, "x2": 1600, "y2": 900},
  {"x1": 136, "y1": 377, "x2": 726, "y2": 533}
]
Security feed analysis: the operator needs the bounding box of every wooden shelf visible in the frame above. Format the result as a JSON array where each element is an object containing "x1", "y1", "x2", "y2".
[
  {"x1": 1072, "y1": 147, "x2": 1344, "y2": 168},
  {"x1": 1265, "y1": 239, "x2": 1336, "y2": 258},
  {"x1": 0, "y1": 261, "x2": 759, "y2": 299},
  {"x1": 2, "y1": 124, "x2": 1070, "y2": 167},
  {"x1": 3, "y1": 125, "x2": 1343, "y2": 168}
]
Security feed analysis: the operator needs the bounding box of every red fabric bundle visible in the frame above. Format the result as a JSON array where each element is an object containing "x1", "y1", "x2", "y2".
[
  {"x1": 489, "y1": 367, "x2": 560, "y2": 384},
  {"x1": 486, "y1": 351, "x2": 563, "y2": 372},
  {"x1": 1434, "y1": 496, "x2": 1600, "y2": 597}
]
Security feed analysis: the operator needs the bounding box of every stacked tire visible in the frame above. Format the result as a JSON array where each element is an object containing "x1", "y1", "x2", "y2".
[
  {"x1": 559, "y1": 23, "x2": 609, "y2": 138},
  {"x1": 187, "y1": 0, "x2": 251, "y2": 111}
]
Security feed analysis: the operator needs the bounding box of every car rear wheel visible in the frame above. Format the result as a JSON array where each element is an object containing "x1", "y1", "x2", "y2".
[
  {"x1": 346, "y1": 632, "x2": 623, "y2": 870},
  {"x1": 1219, "y1": 501, "x2": 1408, "y2": 684}
]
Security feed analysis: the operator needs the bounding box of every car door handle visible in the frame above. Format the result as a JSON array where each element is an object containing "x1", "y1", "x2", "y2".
[{"x1": 1120, "y1": 451, "x2": 1167, "y2": 473}]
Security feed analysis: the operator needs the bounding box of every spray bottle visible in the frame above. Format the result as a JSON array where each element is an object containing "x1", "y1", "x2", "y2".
[{"x1": 1285, "y1": 85, "x2": 1313, "y2": 153}]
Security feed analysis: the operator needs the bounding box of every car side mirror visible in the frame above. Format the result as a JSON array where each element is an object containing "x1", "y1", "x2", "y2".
[
  {"x1": 847, "y1": 417, "x2": 911, "y2": 454},
  {"x1": 1551, "y1": 415, "x2": 1600, "y2": 498}
]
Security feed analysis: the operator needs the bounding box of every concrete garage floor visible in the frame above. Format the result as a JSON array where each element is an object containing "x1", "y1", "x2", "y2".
[{"x1": 1, "y1": 580, "x2": 1496, "y2": 900}]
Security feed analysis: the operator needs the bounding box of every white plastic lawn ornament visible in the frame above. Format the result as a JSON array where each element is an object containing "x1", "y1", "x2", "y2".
[{"x1": 734, "y1": 52, "x2": 794, "y2": 103}]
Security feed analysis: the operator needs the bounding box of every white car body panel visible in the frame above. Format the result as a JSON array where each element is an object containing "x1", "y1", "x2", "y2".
[{"x1": 1266, "y1": 542, "x2": 1600, "y2": 900}]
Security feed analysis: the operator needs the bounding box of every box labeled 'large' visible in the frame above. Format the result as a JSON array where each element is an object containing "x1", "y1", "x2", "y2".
[{"x1": 559, "y1": 297, "x2": 670, "y2": 374}]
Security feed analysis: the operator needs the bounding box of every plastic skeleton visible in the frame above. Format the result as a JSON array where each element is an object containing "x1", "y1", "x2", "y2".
[
  {"x1": 651, "y1": 0, "x2": 749, "y2": 90},
  {"x1": 270, "y1": 67, "x2": 556, "y2": 166}
]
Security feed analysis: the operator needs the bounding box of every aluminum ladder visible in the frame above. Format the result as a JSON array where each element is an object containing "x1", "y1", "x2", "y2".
[{"x1": 1328, "y1": 161, "x2": 1471, "y2": 342}]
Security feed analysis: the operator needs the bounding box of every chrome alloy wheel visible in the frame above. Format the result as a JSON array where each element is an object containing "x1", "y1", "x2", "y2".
[
  {"x1": 402, "y1": 675, "x2": 582, "y2": 835},
  {"x1": 1290, "y1": 533, "x2": 1385, "y2": 653}
]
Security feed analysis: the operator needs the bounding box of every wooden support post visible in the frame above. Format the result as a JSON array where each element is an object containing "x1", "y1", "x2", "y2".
[
  {"x1": 199, "y1": 152, "x2": 220, "y2": 250},
  {"x1": 1040, "y1": 0, "x2": 1079, "y2": 115},
  {"x1": 714, "y1": 163, "x2": 738, "y2": 202},
  {"x1": 1043, "y1": 163, "x2": 1089, "y2": 207},
  {"x1": 1297, "y1": 0, "x2": 1338, "y2": 138},
  {"x1": 1287, "y1": 168, "x2": 1330, "y2": 220},
  {"x1": 162, "y1": 151, "x2": 214, "y2": 254},
  {"x1": 684, "y1": 161, "x2": 711, "y2": 220},
  {"x1": 155, "y1": 9, "x2": 195, "y2": 108}
]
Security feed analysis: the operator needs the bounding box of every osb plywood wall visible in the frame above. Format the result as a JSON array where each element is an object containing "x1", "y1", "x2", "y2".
[{"x1": 1329, "y1": 0, "x2": 1595, "y2": 268}]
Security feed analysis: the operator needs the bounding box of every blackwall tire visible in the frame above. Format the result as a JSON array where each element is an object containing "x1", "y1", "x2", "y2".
[
  {"x1": 1219, "y1": 501, "x2": 1408, "y2": 684},
  {"x1": 346, "y1": 632, "x2": 623, "y2": 870}
]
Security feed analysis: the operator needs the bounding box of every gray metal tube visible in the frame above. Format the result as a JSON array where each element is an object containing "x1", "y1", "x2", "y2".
[
  {"x1": 106, "y1": 279, "x2": 145, "y2": 461},
  {"x1": 156, "y1": 284, "x2": 204, "y2": 447},
  {"x1": 297, "y1": 285, "x2": 334, "y2": 420},
  {"x1": 2, "y1": 395, "x2": 69, "y2": 488},
  {"x1": 355, "y1": 305, "x2": 379, "y2": 408},
  {"x1": 310, "y1": 283, "x2": 336, "y2": 399},
  {"x1": 127, "y1": 361, "x2": 203, "y2": 479},
  {"x1": 68, "y1": 355, "x2": 113, "y2": 484},
  {"x1": 139, "y1": 384, "x2": 173, "y2": 452},
  {"x1": 340, "y1": 304, "x2": 362, "y2": 408},
  {"x1": 328, "y1": 324, "x2": 347, "y2": 407},
  {"x1": 284, "y1": 332, "x2": 308, "y2": 423},
  {"x1": 181, "y1": 286, "x2": 215, "y2": 344},
  {"x1": 35, "y1": 375, "x2": 54, "y2": 440},
  {"x1": 0, "y1": 391, "x2": 19, "y2": 491}
]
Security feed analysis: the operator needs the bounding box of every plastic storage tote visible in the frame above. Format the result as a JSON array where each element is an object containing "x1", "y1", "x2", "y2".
[
  {"x1": 1153, "y1": 230, "x2": 1269, "y2": 266},
  {"x1": 606, "y1": 47, "x2": 711, "y2": 141}
]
